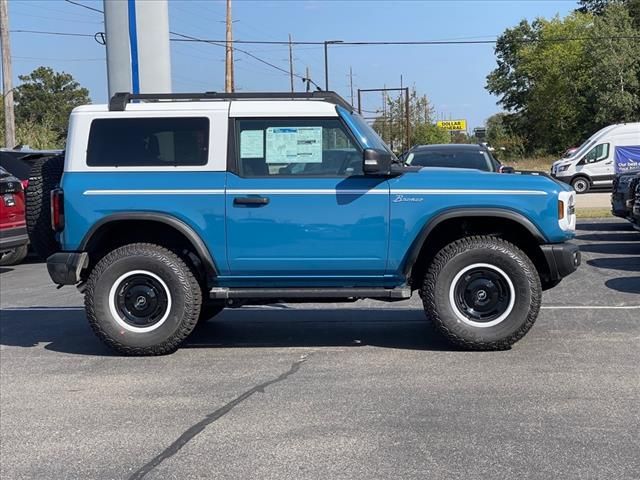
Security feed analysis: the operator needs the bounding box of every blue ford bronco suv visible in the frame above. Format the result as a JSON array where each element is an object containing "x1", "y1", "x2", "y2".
[{"x1": 44, "y1": 91, "x2": 580, "y2": 355}]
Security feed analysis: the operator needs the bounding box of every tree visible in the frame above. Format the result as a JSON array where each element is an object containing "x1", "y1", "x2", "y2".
[
  {"x1": 486, "y1": 3, "x2": 640, "y2": 155},
  {"x1": 411, "y1": 123, "x2": 450, "y2": 145},
  {"x1": 577, "y1": 0, "x2": 611, "y2": 15},
  {"x1": 487, "y1": 14, "x2": 593, "y2": 153},
  {"x1": 14, "y1": 67, "x2": 90, "y2": 140},
  {"x1": 584, "y1": 2, "x2": 640, "y2": 126}
]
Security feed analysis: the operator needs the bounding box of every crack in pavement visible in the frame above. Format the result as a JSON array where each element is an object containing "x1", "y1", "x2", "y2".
[{"x1": 128, "y1": 353, "x2": 311, "y2": 480}]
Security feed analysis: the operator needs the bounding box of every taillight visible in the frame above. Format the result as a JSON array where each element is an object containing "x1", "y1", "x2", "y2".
[
  {"x1": 21, "y1": 179, "x2": 29, "y2": 190},
  {"x1": 51, "y1": 188, "x2": 64, "y2": 232}
]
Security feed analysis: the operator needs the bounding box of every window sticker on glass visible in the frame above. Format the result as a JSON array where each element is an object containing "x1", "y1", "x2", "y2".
[
  {"x1": 240, "y1": 130, "x2": 264, "y2": 158},
  {"x1": 266, "y1": 126, "x2": 322, "y2": 164}
]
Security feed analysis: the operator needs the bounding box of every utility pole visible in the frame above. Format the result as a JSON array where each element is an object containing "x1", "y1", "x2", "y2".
[
  {"x1": 225, "y1": 0, "x2": 234, "y2": 93},
  {"x1": 349, "y1": 66, "x2": 354, "y2": 107},
  {"x1": 305, "y1": 66, "x2": 310, "y2": 92},
  {"x1": 0, "y1": 0, "x2": 15, "y2": 148},
  {"x1": 288, "y1": 34, "x2": 294, "y2": 93},
  {"x1": 323, "y1": 40, "x2": 342, "y2": 91}
]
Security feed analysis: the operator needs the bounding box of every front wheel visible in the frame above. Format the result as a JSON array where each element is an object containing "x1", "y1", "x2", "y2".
[
  {"x1": 422, "y1": 236, "x2": 541, "y2": 350},
  {"x1": 571, "y1": 176, "x2": 590, "y2": 194},
  {"x1": 85, "y1": 243, "x2": 202, "y2": 355}
]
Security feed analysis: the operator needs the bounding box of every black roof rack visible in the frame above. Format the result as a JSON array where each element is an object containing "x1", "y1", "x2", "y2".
[{"x1": 108, "y1": 91, "x2": 353, "y2": 112}]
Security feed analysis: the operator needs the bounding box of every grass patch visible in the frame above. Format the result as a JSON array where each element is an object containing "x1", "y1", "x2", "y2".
[
  {"x1": 501, "y1": 156, "x2": 556, "y2": 172},
  {"x1": 576, "y1": 207, "x2": 612, "y2": 219}
]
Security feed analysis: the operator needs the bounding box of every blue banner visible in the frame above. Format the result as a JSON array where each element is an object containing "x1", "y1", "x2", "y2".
[{"x1": 614, "y1": 146, "x2": 640, "y2": 173}]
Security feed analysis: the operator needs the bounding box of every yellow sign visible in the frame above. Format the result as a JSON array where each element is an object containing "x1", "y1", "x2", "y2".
[{"x1": 437, "y1": 119, "x2": 467, "y2": 131}]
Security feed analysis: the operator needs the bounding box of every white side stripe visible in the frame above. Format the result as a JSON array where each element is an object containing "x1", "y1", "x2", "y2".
[
  {"x1": 83, "y1": 188, "x2": 548, "y2": 196},
  {"x1": 84, "y1": 189, "x2": 225, "y2": 195},
  {"x1": 391, "y1": 189, "x2": 547, "y2": 196}
]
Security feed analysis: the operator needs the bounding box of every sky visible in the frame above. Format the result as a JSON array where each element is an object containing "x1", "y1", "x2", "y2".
[{"x1": 7, "y1": 0, "x2": 578, "y2": 130}]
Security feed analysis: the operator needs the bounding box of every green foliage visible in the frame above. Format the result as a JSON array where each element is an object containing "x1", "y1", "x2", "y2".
[
  {"x1": 412, "y1": 123, "x2": 451, "y2": 145},
  {"x1": 577, "y1": 0, "x2": 611, "y2": 14},
  {"x1": 485, "y1": 113, "x2": 526, "y2": 160},
  {"x1": 584, "y1": 3, "x2": 640, "y2": 124},
  {"x1": 486, "y1": 2, "x2": 640, "y2": 155},
  {"x1": 0, "y1": 110, "x2": 61, "y2": 150},
  {"x1": 14, "y1": 66, "x2": 90, "y2": 140}
]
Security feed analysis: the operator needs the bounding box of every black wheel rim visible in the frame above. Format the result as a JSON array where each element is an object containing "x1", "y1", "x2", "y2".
[
  {"x1": 115, "y1": 274, "x2": 169, "y2": 328},
  {"x1": 453, "y1": 267, "x2": 511, "y2": 323}
]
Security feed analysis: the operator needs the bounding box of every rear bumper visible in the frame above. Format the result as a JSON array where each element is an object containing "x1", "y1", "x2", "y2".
[
  {"x1": 46, "y1": 251, "x2": 88, "y2": 285},
  {"x1": 0, "y1": 226, "x2": 29, "y2": 252},
  {"x1": 540, "y1": 242, "x2": 581, "y2": 282}
]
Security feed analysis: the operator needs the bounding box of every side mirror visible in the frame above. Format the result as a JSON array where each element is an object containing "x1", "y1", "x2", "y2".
[
  {"x1": 363, "y1": 148, "x2": 392, "y2": 175},
  {"x1": 499, "y1": 165, "x2": 515, "y2": 174}
]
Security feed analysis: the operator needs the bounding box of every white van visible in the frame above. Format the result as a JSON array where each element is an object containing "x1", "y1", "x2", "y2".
[{"x1": 551, "y1": 123, "x2": 640, "y2": 193}]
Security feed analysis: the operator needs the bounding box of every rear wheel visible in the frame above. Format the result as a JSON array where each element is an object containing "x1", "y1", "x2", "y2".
[
  {"x1": 422, "y1": 236, "x2": 541, "y2": 350},
  {"x1": 85, "y1": 243, "x2": 202, "y2": 355},
  {"x1": 0, "y1": 245, "x2": 28, "y2": 266},
  {"x1": 25, "y1": 155, "x2": 64, "y2": 259},
  {"x1": 571, "y1": 176, "x2": 590, "y2": 194}
]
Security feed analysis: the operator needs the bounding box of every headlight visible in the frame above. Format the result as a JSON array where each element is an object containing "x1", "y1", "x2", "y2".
[
  {"x1": 558, "y1": 191, "x2": 576, "y2": 232},
  {"x1": 557, "y1": 164, "x2": 570, "y2": 173}
]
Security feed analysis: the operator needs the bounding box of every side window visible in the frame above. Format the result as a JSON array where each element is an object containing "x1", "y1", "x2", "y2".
[
  {"x1": 583, "y1": 143, "x2": 610, "y2": 164},
  {"x1": 236, "y1": 118, "x2": 362, "y2": 177},
  {"x1": 87, "y1": 117, "x2": 209, "y2": 167}
]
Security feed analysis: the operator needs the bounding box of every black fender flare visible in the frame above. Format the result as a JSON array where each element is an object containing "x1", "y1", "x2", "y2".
[
  {"x1": 79, "y1": 212, "x2": 218, "y2": 276},
  {"x1": 400, "y1": 207, "x2": 548, "y2": 278}
]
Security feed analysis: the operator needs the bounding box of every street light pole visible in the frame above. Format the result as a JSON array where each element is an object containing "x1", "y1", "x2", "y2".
[{"x1": 323, "y1": 40, "x2": 342, "y2": 91}]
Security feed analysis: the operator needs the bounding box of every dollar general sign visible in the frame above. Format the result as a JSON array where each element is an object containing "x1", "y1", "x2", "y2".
[{"x1": 436, "y1": 120, "x2": 467, "y2": 131}]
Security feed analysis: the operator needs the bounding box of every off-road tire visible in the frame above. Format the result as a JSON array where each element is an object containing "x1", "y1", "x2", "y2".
[
  {"x1": 25, "y1": 155, "x2": 64, "y2": 259},
  {"x1": 422, "y1": 235, "x2": 541, "y2": 350},
  {"x1": 571, "y1": 176, "x2": 590, "y2": 194},
  {"x1": 85, "y1": 243, "x2": 202, "y2": 355},
  {"x1": 0, "y1": 245, "x2": 29, "y2": 266}
]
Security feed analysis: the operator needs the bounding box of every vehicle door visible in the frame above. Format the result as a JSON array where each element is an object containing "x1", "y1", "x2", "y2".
[
  {"x1": 224, "y1": 116, "x2": 390, "y2": 282},
  {"x1": 578, "y1": 143, "x2": 613, "y2": 184}
]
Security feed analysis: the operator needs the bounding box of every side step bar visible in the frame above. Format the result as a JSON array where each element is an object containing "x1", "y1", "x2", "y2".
[{"x1": 209, "y1": 286, "x2": 411, "y2": 301}]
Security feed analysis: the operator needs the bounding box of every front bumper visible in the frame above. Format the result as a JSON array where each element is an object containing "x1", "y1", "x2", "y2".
[
  {"x1": 0, "y1": 226, "x2": 29, "y2": 253},
  {"x1": 46, "y1": 251, "x2": 89, "y2": 285},
  {"x1": 540, "y1": 242, "x2": 581, "y2": 282}
]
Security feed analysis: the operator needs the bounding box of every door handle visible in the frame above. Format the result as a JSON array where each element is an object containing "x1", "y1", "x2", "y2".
[{"x1": 233, "y1": 196, "x2": 270, "y2": 206}]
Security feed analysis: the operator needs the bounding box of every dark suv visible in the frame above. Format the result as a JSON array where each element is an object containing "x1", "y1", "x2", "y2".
[
  {"x1": 400, "y1": 144, "x2": 513, "y2": 173},
  {"x1": 611, "y1": 171, "x2": 640, "y2": 220}
]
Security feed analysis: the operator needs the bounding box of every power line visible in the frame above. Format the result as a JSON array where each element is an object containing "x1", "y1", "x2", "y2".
[
  {"x1": 12, "y1": 28, "x2": 640, "y2": 45},
  {"x1": 64, "y1": 0, "x2": 102, "y2": 14},
  {"x1": 10, "y1": 29, "x2": 95, "y2": 38},
  {"x1": 170, "y1": 36, "x2": 640, "y2": 45},
  {"x1": 61, "y1": 1, "x2": 310, "y2": 82}
]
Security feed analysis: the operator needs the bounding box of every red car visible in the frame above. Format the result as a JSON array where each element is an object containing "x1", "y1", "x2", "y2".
[{"x1": 0, "y1": 167, "x2": 29, "y2": 266}]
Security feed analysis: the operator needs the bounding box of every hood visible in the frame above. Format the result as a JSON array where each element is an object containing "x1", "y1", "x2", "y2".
[{"x1": 405, "y1": 167, "x2": 566, "y2": 193}]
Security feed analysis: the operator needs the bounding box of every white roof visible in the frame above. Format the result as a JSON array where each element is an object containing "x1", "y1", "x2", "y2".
[{"x1": 72, "y1": 99, "x2": 339, "y2": 117}]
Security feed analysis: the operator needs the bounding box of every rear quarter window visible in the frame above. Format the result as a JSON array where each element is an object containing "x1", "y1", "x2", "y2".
[{"x1": 86, "y1": 117, "x2": 209, "y2": 167}]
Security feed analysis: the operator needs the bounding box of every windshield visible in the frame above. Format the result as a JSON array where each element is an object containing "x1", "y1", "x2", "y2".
[
  {"x1": 337, "y1": 107, "x2": 396, "y2": 158},
  {"x1": 406, "y1": 149, "x2": 496, "y2": 172},
  {"x1": 568, "y1": 125, "x2": 615, "y2": 160}
]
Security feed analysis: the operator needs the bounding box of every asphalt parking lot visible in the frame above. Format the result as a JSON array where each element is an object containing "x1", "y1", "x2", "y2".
[{"x1": 1, "y1": 219, "x2": 638, "y2": 480}]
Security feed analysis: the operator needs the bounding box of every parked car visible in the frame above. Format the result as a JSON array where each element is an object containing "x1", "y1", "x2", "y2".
[
  {"x1": 551, "y1": 123, "x2": 640, "y2": 193},
  {"x1": 0, "y1": 167, "x2": 29, "y2": 266},
  {"x1": 44, "y1": 91, "x2": 579, "y2": 355},
  {"x1": 611, "y1": 171, "x2": 640, "y2": 219},
  {"x1": 400, "y1": 144, "x2": 515, "y2": 173}
]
